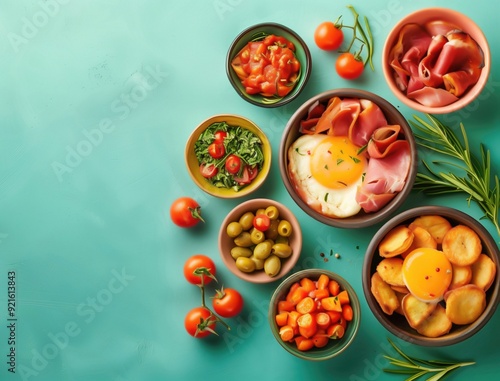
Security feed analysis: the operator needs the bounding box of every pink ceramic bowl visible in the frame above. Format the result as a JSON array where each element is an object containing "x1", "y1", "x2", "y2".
[{"x1": 382, "y1": 8, "x2": 490, "y2": 114}]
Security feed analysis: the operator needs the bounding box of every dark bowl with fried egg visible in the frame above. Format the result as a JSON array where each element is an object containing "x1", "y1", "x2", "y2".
[
  {"x1": 382, "y1": 7, "x2": 490, "y2": 114},
  {"x1": 362, "y1": 206, "x2": 500, "y2": 346},
  {"x1": 279, "y1": 88, "x2": 418, "y2": 229}
]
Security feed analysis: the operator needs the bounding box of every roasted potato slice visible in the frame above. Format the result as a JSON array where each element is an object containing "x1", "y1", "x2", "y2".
[
  {"x1": 408, "y1": 215, "x2": 452, "y2": 244},
  {"x1": 449, "y1": 264, "x2": 472, "y2": 290},
  {"x1": 394, "y1": 291, "x2": 406, "y2": 315},
  {"x1": 391, "y1": 285, "x2": 410, "y2": 294},
  {"x1": 442, "y1": 225, "x2": 482, "y2": 266},
  {"x1": 445, "y1": 284, "x2": 486, "y2": 325},
  {"x1": 470, "y1": 254, "x2": 497, "y2": 291},
  {"x1": 402, "y1": 293, "x2": 436, "y2": 329},
  {"x1": 416, "y1": 304, "x2": 452, "y2": 338},
  {"x1": 379, "y1": 225, "x2": 414, "y2": 258},
  {"x1": 370, "y1": 272, "x2": 400, "y2": 315},
  {"x1": 377, "y1": 257, "x2": 405, "y2": 287},
  {"x1": 402, "y1": 226, "x2": 437, "y2": 258}
]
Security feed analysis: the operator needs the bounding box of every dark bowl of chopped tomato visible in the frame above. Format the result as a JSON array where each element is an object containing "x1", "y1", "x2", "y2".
[
  {"x1": 382, "y1": 7, "x2": 490, "y2": 114},
  {"x1": 226, "y1": 23, "x2": 312, "y2": 108},
  {"x1": 268, "y1": 269, "x2": 361, "y2": 360},
  {"x1": 185, "y1": 114, "x2": 272, "y2": 198}
]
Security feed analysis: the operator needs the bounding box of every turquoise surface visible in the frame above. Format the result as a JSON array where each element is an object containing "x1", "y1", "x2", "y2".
[{"x1": 1, "y1": 1, "x2": 499, "y2": 380}]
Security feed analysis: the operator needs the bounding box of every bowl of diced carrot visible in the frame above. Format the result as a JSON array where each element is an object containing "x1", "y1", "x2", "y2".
[{"x1": 268, "y1": 269, "x2": 360, "y2": 360}]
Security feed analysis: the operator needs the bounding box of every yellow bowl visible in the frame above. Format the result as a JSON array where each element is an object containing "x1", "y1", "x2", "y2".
[{"x1": 185, "y1": 114, "x2": 271, "y2": 198}]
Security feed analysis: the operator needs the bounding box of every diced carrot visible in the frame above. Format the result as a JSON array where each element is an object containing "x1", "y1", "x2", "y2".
[
  {"x1": 296, "y1": 296, "x2": 316, "y2": 314},
  {"x1": 288, "y1": 286, "x2": 309, "y2": 306},
  {"x1": 312, "y1": 330, "x2": 329, "y2": 348},
  {"x1": 321, "y1": 296, "x2": 342, "y2": 312},
  {"x1": 317, "y1": 274, "x2": 330, "y2": 290},
  {"x1": 297, "y1": 313, "x2": 317, "y2": 338},
  {"x1": 309, "y1": 288, "x2": 329, "y2": 300},
  {"x1": 278, "y1": 300, "x2": 295, "y2": 313},
  {"x1": 287, "y1": 310, "x2": 301, "y2": 329},
  {"x1": 338, "y1": 290, "x2": 350, "y2": 305},
  {"x1": 327, "y1": 310, "x2": 342, "y2": 324},
  {"x1": 295, "y1": 336, "x2": 315, "y2": 351},
  {"x1": 300, "y1": 277, "x2": 316, "y2": 293},
  {"x1": 315, "y1": 312, "x2": 331, "y2": 330},
  {"x1": 279, "y1": 325, "x2": 295, "y2": 342},
  {"x1": 328, "y1": 280, "x2": 340, "y2": 296},
  {"x1": 275, "y1": 311, "x2": 289, "y2": 327},
  {"x1": 327, "y1": 323, "x2": 345, "y2": 339},
  {"x1": 285, "y1": 282, "x2": 300, "y2": 302},
  {"x1": 342, "y1": 304, "x2": 354, "y2": 322}
]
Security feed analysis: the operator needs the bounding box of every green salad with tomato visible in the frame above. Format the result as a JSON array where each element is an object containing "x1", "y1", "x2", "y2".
[{"x1": 194, "y1": 122, "x2": 264, "y2": 191}]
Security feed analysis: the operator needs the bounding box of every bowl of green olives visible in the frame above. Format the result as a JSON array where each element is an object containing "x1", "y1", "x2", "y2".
[{"x1": 218, "y1": 198, "x2": 302, "y2": 283}]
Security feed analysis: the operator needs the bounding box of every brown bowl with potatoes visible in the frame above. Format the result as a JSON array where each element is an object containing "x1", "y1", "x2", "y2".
[{"x1": 362, "y1": 206, "x2": 499, "y2": 346}]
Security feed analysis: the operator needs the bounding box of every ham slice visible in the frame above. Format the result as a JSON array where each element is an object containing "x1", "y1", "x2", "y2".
[
  {"x1": 350, "y1": 99, "x2": 388, "y2": 147},
  {"x1": 389, "y1": 21, "x2": 484, "y2": 107},
  {"x1": 357, "y1": 139, "x2": 411, "y2": 213}
]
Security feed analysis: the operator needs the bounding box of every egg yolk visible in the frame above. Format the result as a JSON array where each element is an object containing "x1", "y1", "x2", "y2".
[
  {"x1": 310, "y1": 136, "x2": 367, "y2": 189},
  {"x1": 402, "y1": 248, "x2": 453, "y2": 302}
]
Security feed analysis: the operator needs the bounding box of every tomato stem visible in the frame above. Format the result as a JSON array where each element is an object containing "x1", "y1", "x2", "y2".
[
  {"x1": 189, "y1": 206, "x2": 205, "y2": 223},
  {"x1": 196, "y1": 268, "x2": 231, "y2": 332}
]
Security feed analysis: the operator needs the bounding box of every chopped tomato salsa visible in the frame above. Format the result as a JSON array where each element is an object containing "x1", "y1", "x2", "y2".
[{"x1": 231, "y1": 34, "x2": 301, "y2": 98}]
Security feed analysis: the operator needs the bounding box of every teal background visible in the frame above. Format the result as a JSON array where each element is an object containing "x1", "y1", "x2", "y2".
[{"x1": 1, "y1": 1, "x2": 499, "y2": 380}]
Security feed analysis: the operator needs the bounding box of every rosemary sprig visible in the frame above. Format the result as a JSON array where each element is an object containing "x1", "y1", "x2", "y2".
[
  {"x1": 384, "y1": 338, "x2": 475, "y2": 380},
  {"x1": 410, "y1": 114, "x2": 500, "y2": 236}
]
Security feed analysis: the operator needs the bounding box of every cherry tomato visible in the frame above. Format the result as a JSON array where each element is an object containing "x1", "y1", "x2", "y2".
[
  {"x1": 170, "y1": 197, "x2": 204, "y2": 228},
  {"x1": 335, "y1": 52, "x2": 364, "y2": 80},
  {"x1": 208, "y1": 143, "x2": 225, "y2": 159},
  {"x1": 185, "y1": 306, "x2": 216, "y2": 338},
  {"x1": 183, "y1": 254, "x2": 216, "y2": 286},
  {"x1": 214, "y1": 130, "x2": 227, "y2": 144},
  {"x1": 225, "y1": 154, "x2": 241, "y2": 174},
  {"x1": 234, "y1": 165, "x2": 258, "y2": 185},
  {"x1": 253, "y1": 214, "x2": 271, "y2": 232},
  {"x1": 199, "y1": 163, "x2": 218, "y2": 178},
  {"x1": 212, "y1": 288, "x2": 244, "y2": 318},
  {"x1": 314, "y1": 21, "x2": 344, "y2": 51}
]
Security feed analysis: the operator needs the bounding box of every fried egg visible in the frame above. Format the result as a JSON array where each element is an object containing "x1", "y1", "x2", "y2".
[
  {"x1": 288, "y1": 134, "x2": 368, "y2": 218},
  {"x1": 402, "y1": 248, "x2": 453, "y2": 303}
]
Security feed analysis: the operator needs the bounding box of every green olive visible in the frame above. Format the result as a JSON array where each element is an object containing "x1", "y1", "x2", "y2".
[
  {"x1": 250, "y1": 255, "x2": 265, "y2": 270},
  {"x1": 278, "y1": 220, "x2": 293, "y2": 237},
  {"x1": 253, "y1": 240, "x2": 272, "y2": 260},
  {"x1": 233, "y1": 231, "x2": 253, "y2": 247},
  {"x1": 226, "y1": 221, "x2": 243, "y2": 238},
  {"x1": 264, "y1": 255, "x2": 281, "y2": 277},
  {"x1": 275, "y1": 235, "x2": 289, "y2": 245},
  {"x1": 250, "y1": 228, "x2": 265, "y2": 244},
  {"x1": 265, "y1": 219, "x2": 279, "y2": 240},
  {"x1": 272, "y1": 243, "x2": 293, "y2": 258},
  {"x1": 239, "y1": 211, "x2": 255, "y2": 231},
  {"x1": 255, "y1": 208, "x2": 266, "y2": 216},
  {"x1": 265, "y1": 205, "x2": 280, "y2": 220},
  {"x1": 230, "y1": 246, "x2": 252, "y2": 259},
  {"x1": 235, "y1": 257, "x2": 256, "y2": 273}
]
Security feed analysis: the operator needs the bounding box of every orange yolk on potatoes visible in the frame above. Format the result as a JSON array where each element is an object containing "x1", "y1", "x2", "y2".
[
  {"x1": 309, "y1": 136, "x2": 367, "y2": 189},
  {"x1": 402, "y1": 248, "x2": 453, "y2": 302}
]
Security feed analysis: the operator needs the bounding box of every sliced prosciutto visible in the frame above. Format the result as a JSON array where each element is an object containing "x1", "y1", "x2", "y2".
[{"x1": 388, "y1": 21, "x2": 484, "y2": 107}]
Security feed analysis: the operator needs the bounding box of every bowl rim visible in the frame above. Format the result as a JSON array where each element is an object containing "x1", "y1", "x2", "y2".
[
  {"x1": 218, "y1": 198, "x2": 302, "y2": 283},
  {"x1": 279, "y1": 88, "x2": 418, "y2": 228},
  {"x1": 362, "y1": 205, "x2": 500, "y2": 346},
  {"x1": 382, "y1": 7, "x2": 491, "y2": 114},
  {"x1": 225, "y1": 22, "x2": 312, "y2": 108},
  {"x1": 268, "y1": 268, "x2": 361, "y2": 360},
  {"x1": 185, "y1": 114, "x2": 272, "y2": 199}
]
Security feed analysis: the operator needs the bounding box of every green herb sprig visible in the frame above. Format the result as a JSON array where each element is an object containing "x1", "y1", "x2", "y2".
[
  {"x1": 336, "y1": 5, "x2": 375, "y2": 70},
  {"x1": 384, "y1": 338, "x2": 475, "y2": 380},
  {"x1": 410, "y1": 114, "x2": 500, "y2": 236}
]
